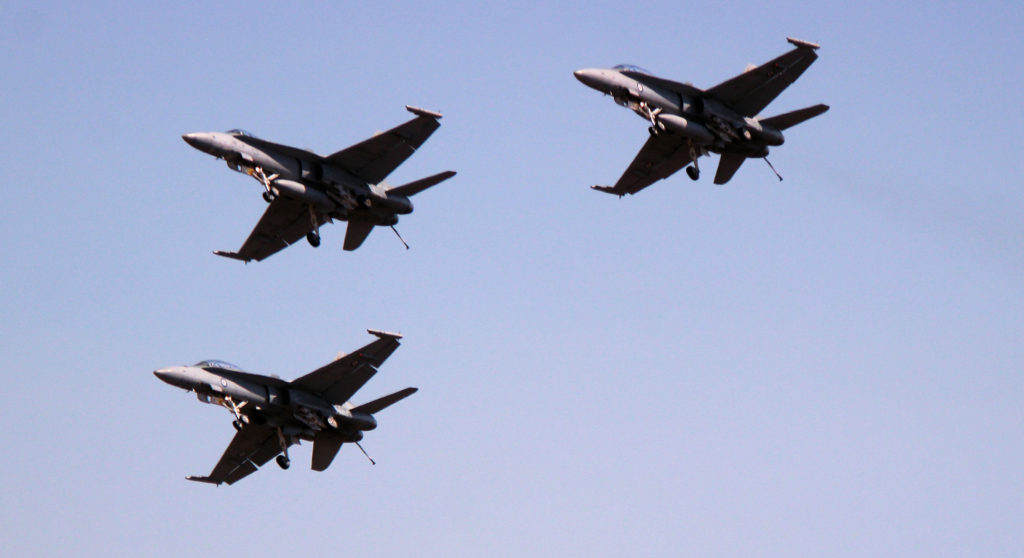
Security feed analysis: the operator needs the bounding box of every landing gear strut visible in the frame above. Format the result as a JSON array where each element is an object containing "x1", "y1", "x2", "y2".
[
  {"x1": 306, "y1": 206, "x2": 321, "y2": 247},
  {"x1": 251, "y1": 166, "x2": 279, "y2": 202},
  {"x1": 275, "y1": 427, "x2": 291, "y2": 470},
  {"x1": 685, "y1": 142, "x2": 700, "y2": 181}
]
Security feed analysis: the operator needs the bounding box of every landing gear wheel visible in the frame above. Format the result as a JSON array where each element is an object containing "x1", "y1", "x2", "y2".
[
  {"x1": 686, "y1": 166, "x2": 700, "y2": 181},
  {"x1": 306, "y1": 232, "x2": 321, "y2": 247},
  {"x1": 262, "y1": 191, "x2": 275, "y2": 203},
  {"x1": 276, "y1": 455, "x2": 290, "y2": 470},
  {"x1": 648, "y1": 126, "x2": 657, "y2": 137},
  {"x1": 232, "y1": 420, "x2": 242, "y2": 431}
]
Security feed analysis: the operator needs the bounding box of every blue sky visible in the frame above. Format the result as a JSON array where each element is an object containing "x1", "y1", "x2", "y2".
[{"x1": 2, "y1": 1, "x2": 1022, "y2": 556}]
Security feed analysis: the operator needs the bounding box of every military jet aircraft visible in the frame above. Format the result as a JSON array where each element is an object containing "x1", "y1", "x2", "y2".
[
  {"x1": 182, "y1": 106, "x2": 455, "y2": 261},
  {"x1": 574, "y1": 37, "x2": 829, "y2": 195},
  {"x1": 154, "y1": 329, "x2": 415, "y2": 485}
]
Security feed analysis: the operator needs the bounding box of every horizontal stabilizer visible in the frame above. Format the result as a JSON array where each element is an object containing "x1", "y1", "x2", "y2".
[
  {"x1": 714, "y1": 152, "x2": 747, "y2": 185},
  {"x1": 343, "y1": 218, "x2": 375, "y2": 251},
  {"x1": 311, "y1": 432, "x2": 345, "y2": 471},
  {"x1": 212, "y1": 250, "x2": 250, "y2": 262},
  {"x1": 388, "y1": 171, "x2": 456, "y2": 198},
  {"x1": 759, "y1": 104, "x2": 830, "y2": 131},
  {"x1": 352, "y1": 387, "x2": 418, "y2": 414}
]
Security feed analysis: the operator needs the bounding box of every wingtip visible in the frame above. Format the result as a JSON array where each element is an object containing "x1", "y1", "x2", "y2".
[
  {"x1": 367, "y1": 328, "x2": 403, "y2": 340},
  {"x1": 405, "y1": 105, "x2": 443, "y2": 119},
  {"x1": 591, "y1": 185, "x2": 624, "y2": 197},
  {"x1": 213, "y1": 250, "x2": 252, "y2": 263},
  {"x1": 786, "y1": 37, "x2": 821, "y2": 50}
]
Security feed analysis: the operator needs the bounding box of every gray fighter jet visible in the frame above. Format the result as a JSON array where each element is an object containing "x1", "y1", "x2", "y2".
[
  {"x1": 183, "y1": 106, "x2": 455, "y2": 261},
  {"x1": 154, "y1": 329, "x2": 415, "y2": 485},
  {"x1": 575, "y1": 37, "x2": 829, "y2": 195}
]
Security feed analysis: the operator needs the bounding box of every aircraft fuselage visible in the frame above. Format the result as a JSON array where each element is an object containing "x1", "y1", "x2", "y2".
[
  {"x1": 182, "y1": 131, "x2": 412, "y2": 224},
  {"x1": 154, "y1": 365, "x2": 375, "y2": 442},
  {"x1": 573, "y1": 67, "x2": 784, "y2": 157}
]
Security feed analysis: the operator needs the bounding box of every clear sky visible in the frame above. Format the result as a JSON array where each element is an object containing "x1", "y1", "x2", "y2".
[{"x1": 2, "y1": 1, "x2": 1022, "y2": 556}]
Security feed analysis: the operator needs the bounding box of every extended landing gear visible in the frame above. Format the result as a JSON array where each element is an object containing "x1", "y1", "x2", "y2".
[
  {"x1": 232, "y1": 420, "x2": 243, "y2": 431},
  {"x1": 275, "y1": 427, "x2": 291, "y2": 470},
  {"x1": 685, "y1": 142, "x2": 701, "y2": 181},
  {"x1": 250, "y1": 166, "x2": 279, "y2": 202},
  {"x1": 306, "y1": 231, "x2": 321, "y2": 247},
  {"x1": 306, "y1": 205, "x2": 321, "y2": 248}
]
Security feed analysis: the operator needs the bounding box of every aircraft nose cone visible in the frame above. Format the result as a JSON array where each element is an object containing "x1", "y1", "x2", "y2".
[
  {"x1": 573, "y1": 69, "x2": 606, "y2": 91},
  {"x1": 154, "y1": 367, "x2": 189, "y2": 388},
  {"x1": 181, "y1": 133, "x2": 204, "y2": 149},
  {"x1": 154, "y1": 368, "x2": 174, "y2": 384}
]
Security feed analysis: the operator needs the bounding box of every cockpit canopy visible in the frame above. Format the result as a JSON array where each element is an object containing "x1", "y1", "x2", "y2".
[
  {"x1": 194, "y1": 359, "x2": 245, "y2": 372},
  {"x1": 613, "y1": 64, "x2": 651, "y2": 75},
  {"x1": 225, "y1": 129, "x2": 256, "y2": 137}
]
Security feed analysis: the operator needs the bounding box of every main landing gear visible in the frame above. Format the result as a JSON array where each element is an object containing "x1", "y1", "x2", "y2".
[
  {"x1": 275, "y1": 427, "x2": 291, "y2": 469},
  {"x1": 306, "y1": 206, "x2": 321, "y2": 247},
  {"x1": 685, "y1": 142, "x2": 701, "y2": 181}
]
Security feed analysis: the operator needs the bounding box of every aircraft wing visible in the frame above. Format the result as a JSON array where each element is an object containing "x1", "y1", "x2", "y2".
[
  {"x1": 291, "y1": 330, "x2": 403, "y2": 404},
  {"x1": 324, "y1": 106, "x2": 442, "y2": 185},
  {"x1": 214, "y1": 196, "x2": 328, "y2": 262},
  {"x1": 592, "y1": 132, "x2": 695, "y2": 196},
  {"x1": 186, "y1": 423, "x2": 288, "y2": 486},
  {"x1": 705, "y1": 38, "x2": 820, "y2": 117}
]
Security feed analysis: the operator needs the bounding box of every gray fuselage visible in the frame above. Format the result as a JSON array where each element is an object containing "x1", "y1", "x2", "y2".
[
  {"x1": 155, "y1": 364, "x2": 375, "y2": 442},
  {"x1": 573, "y1": 67, "x2": 784, "y2": 157},
  {"x1": 182, "y1": 131, "x2": 412, "y2": 225}
]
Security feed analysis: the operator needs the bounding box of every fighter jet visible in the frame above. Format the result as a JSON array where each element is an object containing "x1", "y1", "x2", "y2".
[
  {"x1": 575, "y1": 37, "x2": 829, "y2": 195},
  {"x1": 154, "y1": 329, "x2": 415, "y2": 486},
  {"x1": 182, "y1": 106, "x2": 455, "y2": 261}
]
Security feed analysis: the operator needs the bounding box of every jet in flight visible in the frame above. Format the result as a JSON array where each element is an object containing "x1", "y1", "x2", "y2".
[
  {"x1": 155, "y1": 330, "x2": 415, "y2": 485},
  {"x1": 183, "y1": 106, "x2": 455, "y2": 261},
  {"x1": 575, "y1": 37, "x2": 829, "y2": 195}
]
